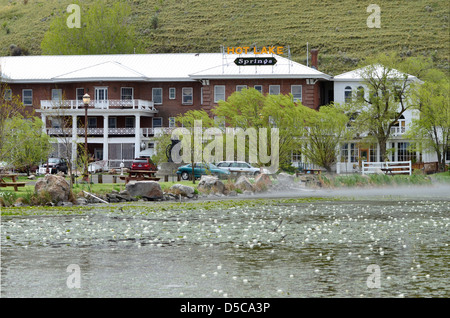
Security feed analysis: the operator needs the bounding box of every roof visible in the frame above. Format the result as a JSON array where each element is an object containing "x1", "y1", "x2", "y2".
[
  {"x1": 0, "y1": 53, "x2": 332, "y2": 83},
  {"x1": 334, "y1": 64, "x2": 419, "y2": 82}
]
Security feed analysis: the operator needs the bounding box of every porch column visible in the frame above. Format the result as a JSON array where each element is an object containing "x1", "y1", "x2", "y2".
[
  {"x1": 41, "y1": 114, "x2": 47, "y2": 134},
  {"x1": 71, "y1": 115, "x2": 77, "y2": 169},
  {"x1": 376, "y1": 143, "x2": 381, "y2": 162},
  {"x1": 103, "y1": 115, "x2": 109, "y2": 165},
  {"x1": 336, "y1": 143, "x2": 341, "y2": 174},
  {"x1": 134, "y1": 114, "x2": 141, "y2": 158}
]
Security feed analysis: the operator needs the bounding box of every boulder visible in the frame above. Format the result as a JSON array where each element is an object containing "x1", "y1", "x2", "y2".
[
  {"x1": 126, "y1": 181, "x2": 163, "y2": 199},
  {"x1": 169, "y1": 184, "x2": 195, "y2": 197},
  {"x1": 35, "y1": 174, "x2": 71, "y2": 203},
  {"x1": 197, "y1": 175, "x2": 226, "y2": 194},
  {"x1": 234, "y1": 175, "x2": 254, "y2": 192},
  {"x1": 254, "y1": 173, "x2": 272, "y2": 192}
]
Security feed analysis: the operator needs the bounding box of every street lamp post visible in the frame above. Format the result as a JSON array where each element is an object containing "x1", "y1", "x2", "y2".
[{"x1": 82, "y1": 93, "x2": 90, "y2": 182}]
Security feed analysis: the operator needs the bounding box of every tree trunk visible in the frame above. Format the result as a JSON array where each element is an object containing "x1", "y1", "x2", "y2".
[{"x1": 378, "y1": 137, "x2": 388, "y2": 162}]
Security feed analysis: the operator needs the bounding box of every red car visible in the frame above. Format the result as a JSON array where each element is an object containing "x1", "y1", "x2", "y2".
[{"x1": 131, "y1": 158, "x2": 157, "y2": 171}]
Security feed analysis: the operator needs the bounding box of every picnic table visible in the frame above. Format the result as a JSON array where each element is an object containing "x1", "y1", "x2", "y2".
[
  {"x1": 0, "y1": 174, "x2": 26, "y2": 191},
  {"x1": 303, "y1": 169, "x2": 322, "y2": 175},
  {"x1": 381, "y1": 168, "x2": 393, "y2": 175},
  {"x1": 119, "y1": 170, "x2": 160, "y2": 184}
]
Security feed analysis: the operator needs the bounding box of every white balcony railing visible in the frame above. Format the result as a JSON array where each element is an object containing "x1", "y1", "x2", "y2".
[
  {"x1": 47, "y1": 127, "x2": 176, "y2": 136},
  {"x1": 390, "y1": 126, "x2": 406, "y2": 136},
  {"x1": 41, "y1": 99, "x2": 156, "y2": 112}
]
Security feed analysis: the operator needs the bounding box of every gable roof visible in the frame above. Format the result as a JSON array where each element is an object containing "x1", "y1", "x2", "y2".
[
  {"x1": 334, "y1": 64, "x2": 419, "y2": 82},
  {"x1": 0, "y1": 53, "x2": 332, "y2": 83}
]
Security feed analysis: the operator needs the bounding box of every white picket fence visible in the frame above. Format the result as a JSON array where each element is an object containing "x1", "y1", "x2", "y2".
[{"x1": 362, "y1": 161, "x2": 412, "y2": 175}]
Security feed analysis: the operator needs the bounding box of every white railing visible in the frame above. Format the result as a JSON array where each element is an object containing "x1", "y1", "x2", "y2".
[
  {"x1": 362, "y1": 161, "x2": 411, "y2": 175},
  {"x1": 47, "y1": 127, "x2": 176, "y2": 136},
  {"x1": 390, "y1": 126, "x2": 406, "y2": 136},
  {"x1": 40, "y1": 99, "x2": 156, "y2": 111}
]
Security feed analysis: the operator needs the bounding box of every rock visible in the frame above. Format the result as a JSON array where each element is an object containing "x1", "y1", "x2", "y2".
[
  {"x1": 254, "y1": 173, "x2": 272, "y2": 192},
  {"x1": 35, "y1": 174, "x2": 71, "y2": 204},
  {"x1": 57, "y1": 201, "x2": 73, "y2": 207},
  {"x1": 170, "y1": 184, "x2": 195, "y2": 197},
  {"x1": 126, "y1": 181, "x2": 163, "y2": 199},
  {"x1": 27, "y1": 175, "x2": 36, "y2": 180},
  {"x1": 234, "y1": 175, "x2": 254, "y2": 192},
  {"x1": 76, "y1": 198, "x2": 88, "y2": 205},
  {"x1": 197, "y1": 175, "x2": 226, "y2": 194}
]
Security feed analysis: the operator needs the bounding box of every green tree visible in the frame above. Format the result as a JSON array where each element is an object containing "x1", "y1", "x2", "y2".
[
  {"x1": 406, "y1": 71, "x2": 449, "y2": 172},
  {"x1": 2, "y1": 117, "x2": 52, "y2": 175},
  {"x1": 41, "y1": 0, "x2": 140, "y2": 55},
  {"x1": 344, "y1": 53, "x2": 431, "y2": 162},
  {"x1": 300, "y1": 105, "x2": 350, "y2": 172}
]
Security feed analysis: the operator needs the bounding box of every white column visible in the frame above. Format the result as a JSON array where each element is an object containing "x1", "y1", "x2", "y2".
[
  {"x1": 103, "y1": 115, "x2": 109, "y2": 165},
  {"x1": 336, "y1": 143, "x2": 341, "y2": 174},
  {"x1": 41, "y1": 114, "x2": 47, "y2": 134},
  {"x1": 71, "y1": 115, "x2": 77, "y2": 170},
  {"x1": 134, "y1": 114, "x2": 141, "y2": 158}
]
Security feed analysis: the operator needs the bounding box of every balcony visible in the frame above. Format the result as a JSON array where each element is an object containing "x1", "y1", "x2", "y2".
[
  {"x1": 40, "y1": 99, "x2": 156, "y2": 112},
  {"x1": 390, "y1": 126, "x2": 406, "y2": 136},
  {"x1": 46, "y1": 127, "x2": 175, "y2": 137}
]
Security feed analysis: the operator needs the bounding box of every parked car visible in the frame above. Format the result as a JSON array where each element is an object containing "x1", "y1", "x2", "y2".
[
  {"x1": 131, "y1": 157, "x2": 157, "y2": 171},
  {"x1": 216, "y1": 161, "x2": 270, "y2": 176},
  {"x1": 176, "y1": 163, "x2": 230, "y2": 180},
  {"x1": 39, "y1": 158, "x2": 68, "y2": 174}
]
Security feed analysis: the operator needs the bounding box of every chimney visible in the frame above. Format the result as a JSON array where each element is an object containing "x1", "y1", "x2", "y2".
[{"x1": 310, "y1": 49, "x2": 318, "y2": 70}]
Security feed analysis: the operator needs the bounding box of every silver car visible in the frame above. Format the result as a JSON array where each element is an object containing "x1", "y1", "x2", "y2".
[{"x1": 216, "y1": 161, "x2": 269, "y2": 176}]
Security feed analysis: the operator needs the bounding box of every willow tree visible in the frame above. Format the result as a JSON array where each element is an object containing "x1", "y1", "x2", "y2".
[
  {"x1": 344, "y1": 54, "x2": 430, "y2": 162},
  {"x1": 41, "y1": 0, "x2": 140, "y2": 55}
]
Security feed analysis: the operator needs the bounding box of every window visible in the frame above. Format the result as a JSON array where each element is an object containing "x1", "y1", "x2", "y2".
[
  {"x1": 153, "y1": 117, "x2": 162, "y2": 128},
  {"x1": 169, "y1": 88, "x2": 176, "y2": 100},
  {"x1": 4, "y1": 89, "x2": 12, "y2": 101},
  {"x1": 292, "y1": 151, "x2": 302, "y2": 162},
  {"x1": 22, "y1": 89, "x2": 32, "y2": 105},
  {"x1": 152, "y1": 88, "x2": 162, "y2": 105},
  {"x1": 254, "y1": 85, "x2": 263, "y2": 94},
  {"x1": 269, "y1": 85, "x2": 280, "y2": 95},
  {"x1": 356, "y1": 86, "x2": 365, "y2": 101},
  {"x1": 214, "y1": 116, "x2": 225, "y2": 129},
  {"x1": 121, "y1": 87, "x2": 133, "y2": 100},
  {"x1": 291, "y1": 85, "x2": 302, "y2": 102},
  {"x1": 51, "y1": 118, "x2": 61, "y2": 128},
  {"x1": 200, "y1": 87, "x2": 203, "y2": 105},
  {"x1": 369, "y1": 145, "x2": 378, "y2": 162},
  {"x1": 87, "y1": 117, "x2": 97, "y2": 128},
  {"x1": 76, "y1": 88, "x2": 84, "y2": 101},
  {"x1": 236, "y1": 85, "x2": 247, "y2": 92},
  {"x1": 182, "y1": 87, "x2": 193, "y2": 105},
  {"x1": 125, "y1": 117, "x2": 135, "y2": 128},
  {"x1": 108, "y1": 117, "x2": 117, "y2": 129},
  {"x1": 341, "y1": 143, "x2": 358, "y2": 163},
  {"x1": 52, "y1": 89, "x2": 62, "y2": 101},
  {"x1": 398, "y1": 142, "x2": 414, "y2": 162},
  {"x1": 344, "y1": 86, "x2": 352, "y2": 103},
  {"x1": 169, "y1": 117, "x2": 176, "y2": 128},
  {"x1": 214, "y1": 85, "x2": 225, "y2": 103}
]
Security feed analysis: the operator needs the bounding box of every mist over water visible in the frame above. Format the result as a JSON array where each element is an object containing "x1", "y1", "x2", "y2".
[{"x1": 1, "y1": 183, "x2": 449, "y2": 298}]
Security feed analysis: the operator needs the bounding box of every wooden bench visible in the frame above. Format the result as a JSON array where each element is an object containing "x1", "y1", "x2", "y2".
[{"x1": 0, "y1": 182, "x2": 26, "y2": 191}]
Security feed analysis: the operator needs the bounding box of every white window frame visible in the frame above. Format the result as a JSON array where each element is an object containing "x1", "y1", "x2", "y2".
[
  {"x1": 152, "y1": 117, "x2": 163, "y2": 128},
  {"x1": 22, "y1": 89, "x2": 33, "y2": 105},
  {"x1": 169, "y1": 87, "x2": 176, "y2": 100},
  {"x1": 52, "y1": 89, "x2": 62, "y2": 101},
  {"x1": 87, "y1": 117, "x2": 97, "y2": 129},
  {"x1": 169, "y1": 117, "x2": 176, "y2": 128},
  {"x1": 214, "y1": 85, "x2": 225, "y2": 103},
  {"x1": 108, "y1": 117, "x2": 117, "y2": 129},
  {"x1": 125, "y1": 117, "x2": 135, "y2": 128},
  {"x1": 269, "y1": 85, "x2": 280, "y2": 95},
  {"x1": 76, "y1": 88, "x2": 84, "y2": 101},
  {"x1": 236, "y1": 85, "x2": 247, "y2": 92},
  {"x1": 182, "y1": 87, "x2": 193, "y2": 105},
  {"x1": 344, "y1": 86, "x2": 352, "y2": 103},
  {"x1": 121, "y1": 87, "x2": 134, "y2": 100},
  {"x1": 291, "y1": 85, "x2": 302, "y2": 102},
  {"x1": 254, "y1": 85, "x2": 263, "y2": 94},
  {"x1": 4, "y1": 89, "x2": 12, "y2": 101},
  {"x1": 152, "y1": 88, "x2": 163, "y2": 105},
  {"x1": 200, "y1": 87, "x2": 203, "y2": 105}
]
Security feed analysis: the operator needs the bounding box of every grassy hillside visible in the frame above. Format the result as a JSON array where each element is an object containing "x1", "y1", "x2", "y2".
[{"x1": 0, "y1": 0, "x2": 448, "y2": 75}]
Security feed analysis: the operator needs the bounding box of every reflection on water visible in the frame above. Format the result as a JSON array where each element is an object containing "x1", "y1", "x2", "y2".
[{"x1": 1, "y1": 195, "x2": 449, "y2": 297}]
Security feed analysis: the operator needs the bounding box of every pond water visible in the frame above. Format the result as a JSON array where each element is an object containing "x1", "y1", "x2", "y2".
[{"x1": 1, "y1": 186, "x2": 449, "y2": 298}]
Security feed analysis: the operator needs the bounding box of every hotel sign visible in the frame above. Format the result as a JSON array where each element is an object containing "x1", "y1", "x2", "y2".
[{"x1": 234, "y1": 57, "x2": 277, "y2": 66}]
